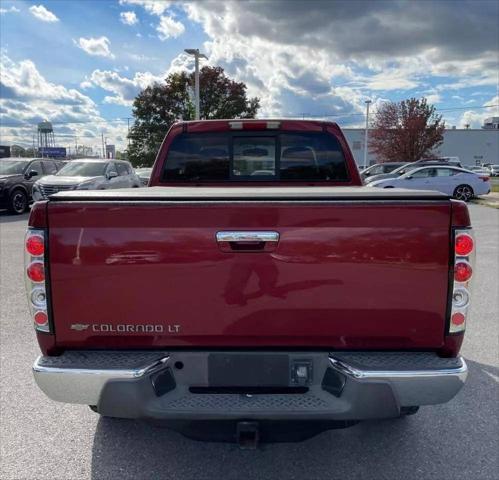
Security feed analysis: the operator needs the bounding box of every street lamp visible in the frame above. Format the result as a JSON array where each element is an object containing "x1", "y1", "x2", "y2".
[
  {"x1": 363, "y1": 99, "x2": 372, "y2": 169},
  {"x1": 184, "y1": 48, "x2": 207, "y2": 120}
]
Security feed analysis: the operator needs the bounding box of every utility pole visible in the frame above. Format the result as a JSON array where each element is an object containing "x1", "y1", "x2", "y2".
[
  {"x1": 101, "y1": 133, "x2": 105, "y2": 159},
  {"x1": 363, "y1": 100, "x2": 372, "y2": 169},
  {"x1": 184, "y1": 49, "x2": 207, "y2": 120},
  {"x1": 75, "y1": 136, "x2": 78, "y2": 157},
  {"x1": 126, "y1": 117, "x2": 131, "y2": 148}
]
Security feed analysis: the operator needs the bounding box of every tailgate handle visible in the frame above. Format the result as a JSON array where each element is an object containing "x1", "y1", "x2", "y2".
[{"x1": 216, "y1": 231, "x2": 279, "y2": 252}]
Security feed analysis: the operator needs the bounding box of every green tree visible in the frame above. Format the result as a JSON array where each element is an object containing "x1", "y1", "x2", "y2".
[
  {"x1": 128, "y1": 66, "x2": 260, "y2": 167},
  {"x1": 10, "y1": 145, "x2": 27, "y2": 157},
  {"x1": 369, "y1": 97, "x2": 445, "y2": 162}
]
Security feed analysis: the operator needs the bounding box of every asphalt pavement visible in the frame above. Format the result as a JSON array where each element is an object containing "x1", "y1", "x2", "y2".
[{"x1": 1, "y1": 204, "x2": 498, "y2": 480}]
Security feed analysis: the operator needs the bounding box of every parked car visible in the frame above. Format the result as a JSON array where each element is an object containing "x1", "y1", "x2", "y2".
[
  {"x1": 134, "y1": 167, "x2": 152, "y2": 186},
  {"x1": 29, "y1": 119, "x2": 471, "y2": 445},
  {"x1": 32, "y1": 159, "x2": 141, "y2": 200},
  {"x1": 0, "y1": 157, "x2": 63, "y2": 214},
  {"x1": 359, "y1": 162, "x2": 408, "y2": 181},
  {"x1": 365, "y1": 159, "x2": 464, "y2": 184},
  {"x1": 426, "y1": 156, "x2": 462, "y2": 167},
  {"x1": 369, "y1": 166, "x2": 490, "y2": 201},
  {"x1": 470, "y1": 166, "x2": 491, "y2": 175},
  {"x1": 487, "y1": 164, "x2": 499, "y2": 177}
]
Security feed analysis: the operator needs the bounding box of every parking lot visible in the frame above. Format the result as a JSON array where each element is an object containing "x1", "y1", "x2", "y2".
[{"x1": 0, "y1": 204, "x2": 498, "y2": 480}]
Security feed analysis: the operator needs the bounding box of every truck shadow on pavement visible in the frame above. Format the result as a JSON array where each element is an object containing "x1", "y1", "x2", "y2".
[{"x1": 91, "y1": 360, "x2": 498, "y2": 480}]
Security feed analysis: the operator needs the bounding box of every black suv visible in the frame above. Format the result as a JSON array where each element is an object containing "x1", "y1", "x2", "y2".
[{"x1": 0, "y1": 158, "x2": 63, "y2": 214}]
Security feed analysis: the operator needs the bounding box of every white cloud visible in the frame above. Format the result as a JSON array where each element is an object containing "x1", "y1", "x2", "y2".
[
  {"x1": 425, "y1": 93, "x2": 442, "y2": 105},
  {"x1": 76, "y1": 36, "x2": 115, "y2": 59},
  {"x1": 0, "y1": 55, "x2": 129, "y2": 150},
  {"x1": 0, "y1": 6, "x2": 20, "y2": 14},
  {"x1": 29, "y1": 4, "x2": 59, "y2": 22},
  {"x1": 456, "y1": 96, "x2": 499, "y2": 128},
  {"x1": 83, "y1": 69, "x2": 161, "y2": 106},
  {"x1": 179, "y1": 1, "x2": 499, "y2": 120},
  {"x1": 119, "y1": 0, "x2": 170, "y2": 16},
  {"x1": 156, "y1": 15, "x2": 185, "y2": 40},
  {"x1": 120, "y1": 11, "x2": 138, "y2": 25}
]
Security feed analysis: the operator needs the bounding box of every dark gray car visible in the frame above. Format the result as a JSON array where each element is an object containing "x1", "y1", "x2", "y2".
[{"x1": 0, "y1": 158, "x2": 63, "y2": 214}]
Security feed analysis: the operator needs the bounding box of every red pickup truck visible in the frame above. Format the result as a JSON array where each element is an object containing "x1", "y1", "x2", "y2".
[{"x1": 27, "y1": 120, "x2": 473, "y2": 445}]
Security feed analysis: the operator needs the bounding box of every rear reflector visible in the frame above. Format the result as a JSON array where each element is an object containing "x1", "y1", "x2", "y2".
[
  {"x1": 34, "y1": 311, "x2": 48, "y2": 327},
  {"x1": 451, "y1": 312, "x2": 466, "y2": 326}
]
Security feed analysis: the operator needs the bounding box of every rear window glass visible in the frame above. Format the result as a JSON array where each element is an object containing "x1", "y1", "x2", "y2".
[
  {"x1": 233, "y1": 137, "x2": 276, "y2": 177},
  {"x1": 280, "y1": 133, "x2": 348, "y2": 180},
  {"x1": 164, "y1": 133, "x2": 230, "y2": 181},
  {"x1": 163, "y1": 132, "x2": 349, "y2": 182}
]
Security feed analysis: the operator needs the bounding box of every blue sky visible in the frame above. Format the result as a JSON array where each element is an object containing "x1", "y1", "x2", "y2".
[{"x1": 1, "y1": 0, "x2": 498, "y2": 151}]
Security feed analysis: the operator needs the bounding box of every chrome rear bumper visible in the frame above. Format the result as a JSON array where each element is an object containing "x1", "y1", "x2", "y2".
[{"x1": 33, "y1": 351, "x2": 467, "y2": 419}]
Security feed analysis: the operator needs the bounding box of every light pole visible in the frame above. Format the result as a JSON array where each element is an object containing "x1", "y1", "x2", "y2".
[
  {"x1": 363, "y1": 99, "x2": 372, "y2": 169},
  {"x1": 184, "y1": 48, "x2": 207, "y2": 120}
]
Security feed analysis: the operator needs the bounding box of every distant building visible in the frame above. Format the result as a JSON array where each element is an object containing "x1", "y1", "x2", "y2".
[
  {"x1": 105, "y1": 144, "x2": 116, "y2": 159},
  {"x1": 343, "y1": 128, "x2": 499, "y2": 167},
  {"x1": 482, "y1": 117, "x2": 499, "y2": 129},
  {"x1": 0, "y1": 145, "x2": 11, "y2": 158}
]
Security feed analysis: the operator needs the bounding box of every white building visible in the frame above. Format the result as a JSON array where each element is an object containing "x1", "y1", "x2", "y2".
[{"x1": 342, "y1": 128, "x2": 499, "y2": 168}]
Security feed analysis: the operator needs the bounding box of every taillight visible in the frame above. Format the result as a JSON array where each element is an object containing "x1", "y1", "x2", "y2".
[
  {"x1": 455, "y1": 233, "x2": 474, "y2": 256},
  {"x1": 25, "y1": 229, "x2": 51, "y2": 333},
  {"x1": 478, "y1": 175, "x2": 489, "y2": 181},
  {"x1": 454, "y1": 261, "x2": 472, "y2": 282},
  {"x1": 26, "y1": 234, "x2": 45, "y2": 256},
  {"x1": 450, "y1": 228, "x2": 475, "y2": 333}
]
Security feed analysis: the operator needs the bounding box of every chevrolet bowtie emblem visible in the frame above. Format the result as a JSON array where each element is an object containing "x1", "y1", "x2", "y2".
[{"x1": 70, "y1": 324, "x2": 90, "y2": 331}]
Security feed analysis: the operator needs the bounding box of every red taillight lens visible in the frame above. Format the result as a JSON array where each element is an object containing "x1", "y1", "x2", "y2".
[
  {"x1": 27, "y1": 262, "x2": 45, "y2": 283},
  {"x1": 451, "y1": 312, "x2": 465, "y2": 326},
  {"x1": 34, "y1": 311, "x2": 48, "y2": 326},
  {"x1": 26, "y1": 234, "x2": 45, "y2": 256},
  {"x1": 454, "y1": 261, "x2": 472, "y2": 283},
  {"x1": 455, "y1": 234, "x2": 474, "y2": 256},
  {"x1": 479, "y1": 176, "x2": 489, "y2": 181}
]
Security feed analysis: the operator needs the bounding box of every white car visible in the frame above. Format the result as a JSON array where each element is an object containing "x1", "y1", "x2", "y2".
[
  {"x1": 368, "y1": 166, "x2": 491, "y2": 201},
  {"x1": 487, "y1": 164, "x2": 499, "y2": 177},
  {"x1": 470, "y1": 166, "x2": 491, "y2": 175},
  {"x1": 33, "y1": 159, "x2": 141, "y2": 200}
]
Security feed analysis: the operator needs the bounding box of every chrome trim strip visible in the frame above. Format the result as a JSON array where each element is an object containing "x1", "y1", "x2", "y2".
[
  {"x1": 328, "y1": 355, "x2": 467, "y2": 379},
  {"x1": 216, "y1": 231, "x2": 280, "y2": 243}
]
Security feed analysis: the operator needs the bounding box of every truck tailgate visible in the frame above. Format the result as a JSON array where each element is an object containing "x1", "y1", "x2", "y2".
[{"x1": 47, "y1": 193, "x2": 451, "y2": 350}]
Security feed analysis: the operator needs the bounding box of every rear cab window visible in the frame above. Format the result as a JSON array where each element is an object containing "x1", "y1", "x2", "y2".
[{"x1": 162, "y1": 131, "x2": 350, "y2": 182}]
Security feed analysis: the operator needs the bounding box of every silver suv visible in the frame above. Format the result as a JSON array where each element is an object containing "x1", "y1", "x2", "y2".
[{"x1": 33, "y1": 159, "x2": 141, "y2": 200}]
